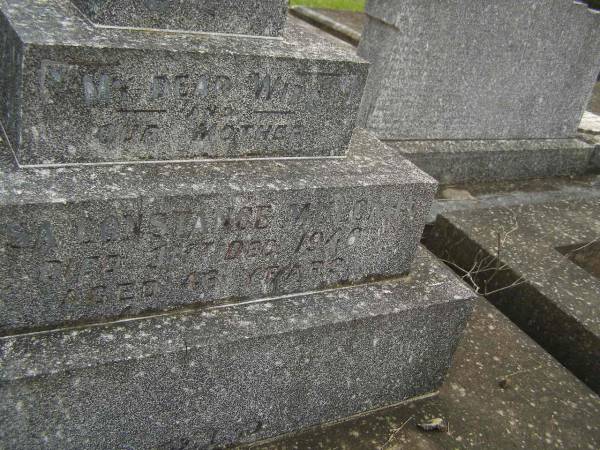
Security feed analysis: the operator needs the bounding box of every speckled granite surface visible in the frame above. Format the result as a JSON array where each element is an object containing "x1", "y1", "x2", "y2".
[
  {"x1": 0, "y1": 129, "x2": 436, "y2": 334},
  {"x1": 0, "y1": 246, "x2": 476, "y2": 449},
  {"x1": 0, "y1": 0, "x2": 368, "y2": 165},
  {"x1": 71, "y1": 0, "x2": 288, "y2": 37}
]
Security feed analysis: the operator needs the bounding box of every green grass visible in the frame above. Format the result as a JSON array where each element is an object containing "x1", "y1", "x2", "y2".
[
  {"x1": 289, "y1": 0, "x2": 365, "y2": 12},
  {"x1": 289, "y1": 0, "x2": 599, "y2": 11}
]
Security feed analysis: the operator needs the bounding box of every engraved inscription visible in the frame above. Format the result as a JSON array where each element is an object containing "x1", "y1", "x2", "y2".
[
  {"x1": 33, "y1": 55, "x2": 362, "y2": 161},
  {"x1": 1, "y1": 193, "x2": 415, "y2": 325}
]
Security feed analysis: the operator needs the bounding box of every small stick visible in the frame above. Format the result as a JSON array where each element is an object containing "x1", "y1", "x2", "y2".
[{"x1": 380, "y1": 415, "x2": 414, "y2": 450}]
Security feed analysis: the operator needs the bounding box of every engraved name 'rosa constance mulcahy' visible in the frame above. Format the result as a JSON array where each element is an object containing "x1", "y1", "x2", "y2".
[{"x1": 2, "y1": 197, "x2": 413, "y2": 305}]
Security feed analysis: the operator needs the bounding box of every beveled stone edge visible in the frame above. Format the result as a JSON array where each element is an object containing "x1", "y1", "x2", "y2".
[
  {"x1": 69, "y1": 0, "x2": 288, "y2": 39},
  {"x1": 0, "y1": 247, "x2": 478, "y2": 381},
  {"x1": 365, "y1": 0, "x2": 600, "y2": 32}
]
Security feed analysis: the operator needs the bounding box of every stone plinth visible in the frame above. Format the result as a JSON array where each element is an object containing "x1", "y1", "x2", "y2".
[
  {"x1": 0, "y1": 129, "x2": 437, "y2": 334},
  {"x1": 387, "y1": 138, "x2": 596, "y2": 184},
  {"x1": 358, "y1": 0, "x2": 600, "y2": 141},
  {"x1": 71, "y1": 0, "x2": 289, "y2": 37},
  {"x1": 0, "y1": 247, "x2": 476, "y2": 449},
  {"x1": 0, "y1": 1, "x2": 367, "y2": 166}
]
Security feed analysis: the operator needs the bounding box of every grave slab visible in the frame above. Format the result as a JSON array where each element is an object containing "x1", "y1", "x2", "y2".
[
  {"x1": 0, "y1": 0, "x2": 368, "y2": 166},
  {"x1": 0, "y1": 128, "x2": 437, "y2": 334},
  {"x1": 424, "y1": 198, "x2": 600, "y2": 394},
  {"x1": 71, "y1": 0, "x2": 289, "y2": 37},
  {"x1": 0, "y1": 247, "x2": 476, "y2": 449},
  {"x1": 358, "y1": 0, "x2": 600, "y2": 141},
  {"x1": 249, "y1": 297, "x2": 600, "y2": 450}
]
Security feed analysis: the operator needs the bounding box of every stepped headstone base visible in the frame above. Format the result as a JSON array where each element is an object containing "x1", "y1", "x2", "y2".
[
  {"x1": 386, "y1": 138, "x2": 596, "y2": 184},
  {"x1": 0, "y1": 129, "x2": 436, "y2": 333},
  {"x1": 0, "y1": 1, "x2": 368, "y2": 165},
  {"x1": 0, "y1": 246, "x2": 476, "y2": 449}
]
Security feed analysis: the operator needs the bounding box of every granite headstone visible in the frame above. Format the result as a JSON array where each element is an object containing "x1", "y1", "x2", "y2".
[
  {"x1": 0, "y1": 0, "x2": 475, "y2": 447},
  {"x1": 357, "y1": 0, "x2": 600, "y2": 182}
]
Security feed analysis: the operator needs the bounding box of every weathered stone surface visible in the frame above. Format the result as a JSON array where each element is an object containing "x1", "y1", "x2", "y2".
[
  {"x1": 387, "y1": 138, "x2": 596, "y2": 184},
  {"x1": 0, "y1": 247, "x2": 476, "y2": 449},
  {"x1": 289, "y1": 6, "x2": 363, "y2": 46},
  {"x1": 253, "y1": 298, "x2": 600, "y2": 450},
  {"x1": 290, "y1": 6, "x2": 365, "y2": 47},
  {"x1": 0, "y1": 0, "x2": 368, "y2": 165},
  {"x1": 0, "y1": 129, "x2": 437, "y2": 333},
  {"x1": 71, "y1": 0, "x2": 288, "y2": 37},
  {"x1": 424, "y1": 198, "x2": 600, "y2": 393},
  {"x1": 358, "y1": 0, "x2": 600, "y2": 140},
  {"x1": 428, "y1": 173, "x2": 600, "y2": 223}
]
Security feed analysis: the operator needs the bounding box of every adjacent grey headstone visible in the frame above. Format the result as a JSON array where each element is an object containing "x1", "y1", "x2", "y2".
[
  {"x1": 358, "y1": 0, "x2": 600, "y2": 140},
  {"x1": 71, "y1": 0, "x2": 289, "y2": 37},
  {"x1": 0, "y1": 0, "x2": 367, "y2": 166}
]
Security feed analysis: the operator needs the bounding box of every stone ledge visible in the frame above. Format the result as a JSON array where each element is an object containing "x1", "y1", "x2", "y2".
[
  {"x1": 0, "y1": 246, "x2": 476, "y2": 449},
  {"x1": 0, "y1": 1, "x2": 368, "y2": 164},
  {"x1": 386, "y1": 138, "x2": 596, "y2": 183},
  {"x1": 0, "y1": 129, "x2": 437, "y2": 334}
]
